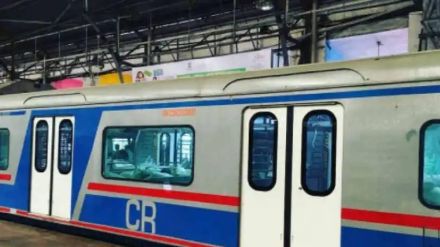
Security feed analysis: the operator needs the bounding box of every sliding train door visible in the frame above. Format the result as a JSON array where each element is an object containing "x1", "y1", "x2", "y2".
[
  {"x1": 30, "y1": 117, "x2": 54, "y2": 216},
  {"x1": 240, "y1": 105, "x2": 343, "y2": 247},
  {"x1": 30, "y1": 116, "x2": 75, "y2": 219},
  {"x1": 240, "y1": 107, "x2": 287, "y2": 247},
  {"x1": 52, "y1": 117, "x2": 74, "y2": 219},
  {"x1": 290, "y1": 105, "x2": 343, "y2": 247}
]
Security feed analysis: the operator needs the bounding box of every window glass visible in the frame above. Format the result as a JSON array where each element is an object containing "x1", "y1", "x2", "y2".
[
  {"x1": 421, "y1": 122, "x2": 440, "y2": 208},
  {"x1": 159, "y1": 133, "x2": 171, "y2": 166},
  {"x1": 35, "y1": 121, "x2": 49, "y2": 172},
  {"x1": 302, "y1": 111, "x2": 336, "y2": 196},
  {"x1": 0, "y1": 129, "x2": 9, "y2": 170},
  {"x1": 58, "y1": 120, "x2": 73, "y2": 174},
  {"x1": 249, "y1": 113, "x2": 278, "y2": 191},
  {"x1": 103, "y1": 126, "x2": 194, "y2": 185}
]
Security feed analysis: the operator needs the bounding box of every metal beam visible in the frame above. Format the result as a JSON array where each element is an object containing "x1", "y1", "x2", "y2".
[
  {"x1": 0, "y1": 58, "x2": 9, "y2": 73},
  {"x1": 109, "y1": 51, "x2": 124, "y2": 83},
  {"x1": 19, "y1": 62, "x2": 37, "y2": 74},
  {"x1": 420, "y1": 0, "x2": 440, "y2": 50},
  {"x1": 122, "y1": 44, "x2": 142, "y2": 58},
  {"x1": 0, "y1": 19, "x2": 51, "y2": 25},
  {"x1": 82, "y1": 13, "x2": 125, "y2": 83},
  {"x1": 54, "y1": 0, "x2": 76, "y2": 25},
  {"x1": 65, "y1": 57, "x2": 80, "y2": 75},
  {"x1": 321, "y1": 2, "x2": 414, "y2": 33},
  {"x1": 0, "y1": 0, "x2": 32, "y2": 11},
  {"x1": 146, "y1": 15, "x2": 153, "y2": 65},
  {"x1": 274, "y1": 0, "x2": 290, "y2": 66},
  {"x1": 299, "y1": 0, "x2": 313, "y2": 64},
  {"x1": 310, "y1": 0, "x2": 318, "y2": 63},
  {"x1": 116, "y1": 17, "x2": 121, "y2": 54},
  {"x1": 10, "y1": 42, "x2": 16, "y2": 80}
]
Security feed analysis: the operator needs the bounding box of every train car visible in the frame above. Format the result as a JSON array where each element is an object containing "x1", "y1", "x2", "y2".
[{"x1": 0, "y1": 50, "x2": 440, "y2": 247}]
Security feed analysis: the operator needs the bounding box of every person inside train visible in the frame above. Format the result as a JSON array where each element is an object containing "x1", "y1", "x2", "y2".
[
  {"x1": 112, "y1": 144, "x2": 129, "y2": 160},
  {"x1": 124, "y1": 144, "x2": 134, "y2": 162}
]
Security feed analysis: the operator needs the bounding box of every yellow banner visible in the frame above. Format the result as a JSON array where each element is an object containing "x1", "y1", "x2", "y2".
[{"x1": 98, "y1": 72, "x2": 133, "y2": 86}]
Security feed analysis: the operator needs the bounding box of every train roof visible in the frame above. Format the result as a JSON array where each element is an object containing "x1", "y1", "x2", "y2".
[{"x1": 1, "y1": 50, "x2": 440, "y2": 111}]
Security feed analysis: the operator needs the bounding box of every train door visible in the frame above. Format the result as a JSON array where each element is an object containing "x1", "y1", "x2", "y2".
[
  {"x1": 30, "y1": 117, "x2": 75, "y2": 219},
  {"x1": 290, "y1": 105, "x2": 343, "y2": 247},
  {"x1": 240, "y1": 107, "x2": 287, "y2": 247},
  {"x1": 240, "y1": 105, "x2": 343, "y2": 247},
  {"x1": 30, "y1": 117, "x2": 53, "y2": 216}
]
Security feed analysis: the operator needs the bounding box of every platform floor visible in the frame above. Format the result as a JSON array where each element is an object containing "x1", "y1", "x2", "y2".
[{"x1": 0, "y1": 219, "x2": 121, "y2": 247}]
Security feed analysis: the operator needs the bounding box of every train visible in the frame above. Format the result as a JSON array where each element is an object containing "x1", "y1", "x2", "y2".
[{"x1": 0, "y1": 50, "x2": 440, "y2": 247}]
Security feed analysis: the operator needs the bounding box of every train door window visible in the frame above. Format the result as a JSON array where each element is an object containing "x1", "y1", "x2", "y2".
[
  {"x1": 248, "y1": 113, "x2": 278, "y2": 191},
  {"x1": 102, "y1": 126, "x2": 194, "y2": 185},
  {"x1": 0, "y1": 129, "x2": 9, "y2": 170},
  {"x1": 302, "y1": 111, "x2": 336, "y2": 196},
  {"x1": 35, "y1": 120, "x2": 49, "y2": 172},
  {"x1": 420, "y1": 121, "x2": 440, "y2": 208},
  {"x1": 58, "y1": 120, "x2": 73, "y2": 174}
]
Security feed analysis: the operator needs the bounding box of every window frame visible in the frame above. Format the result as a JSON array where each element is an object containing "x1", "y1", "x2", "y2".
[
  {"x1": 248, "y1": 112, "x2": 278, "y2": 191},
  {"x1": 58, "y1": 119, "x2": 74, "y2": 175},
  {"x1": 301, "y1": 110, "x2": 337, "y2": 197},
  {"x1": 419, "y1": 120, "x2": 440, "y2": 210},
  {"x1": 0, "y1": 128, "x2": 10, "y2": 171},
  {"x1": 35, "y1": 120, "x2": 49, "y2": 173},
  {"x1": 159, "y1": 132, "x2": 171, "y2": 166},
  {"x1": 101, "y1": 125, "x2": 196, "y2": 186}
]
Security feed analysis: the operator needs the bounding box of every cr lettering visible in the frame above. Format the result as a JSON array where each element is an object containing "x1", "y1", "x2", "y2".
[{"x1": 125, "y1": 199, "x2": 156, "y2": 233}]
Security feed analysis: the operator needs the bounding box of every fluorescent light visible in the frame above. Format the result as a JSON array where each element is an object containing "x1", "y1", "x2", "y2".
[{"x1": 256, "y1": 0, "x2": 274, "y2": 11}]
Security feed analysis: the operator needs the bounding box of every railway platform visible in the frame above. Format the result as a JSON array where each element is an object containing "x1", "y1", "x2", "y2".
[{"x1": 0, "y1": 219, "x2": 121, "y2": 247}]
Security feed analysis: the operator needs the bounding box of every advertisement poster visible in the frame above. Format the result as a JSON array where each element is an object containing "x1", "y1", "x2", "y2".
[
  {"x1": 51, "y1": 78, "x2": 84, "y2": 89},
  {"x1": 325, "y1": 28, "x2": 408, "y2": 62},
  {"x1": 98, "y1": 72, "x2": 133, "y2": 86},
  {"x1": 132, "y1": 49, "x2": 272, "y2": 83}
]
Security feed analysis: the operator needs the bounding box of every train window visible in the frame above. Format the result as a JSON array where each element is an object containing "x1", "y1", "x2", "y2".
[
  {"x1": 248, "y1": 113, "x2": 278, "y2": 191},
  {"x1": 0, "y1": 129, "x2": 9, "y2": 170},
  {"x1": 102, "y1": 126, "x2": 194, "y2": 185},
  {"x1": 58, "y1": 120, "x2": 73, "y2": 174},
  {"x1": 420, "y1": 121, "x2": 440, "y2": 208},
  {"x1": 302, "y1": 111, "x2": 336, "y2": 196},
  {"x1": 35, "y1": 121, "x2": 49, "y2": 173}
]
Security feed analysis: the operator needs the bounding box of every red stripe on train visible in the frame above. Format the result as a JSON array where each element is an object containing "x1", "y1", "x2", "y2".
[
  {"x1": 87, "y1": 182, "x2": 240, "y2": 207},
  {"x1": 0, "y1": 206, "x2": 10, "y2": 213},
  {"x1": 0, "y1": 174, "x2": 11, "y2": 181},
  {"x1": 342, "y1": 208, "x2": 440, "y2": 229}
]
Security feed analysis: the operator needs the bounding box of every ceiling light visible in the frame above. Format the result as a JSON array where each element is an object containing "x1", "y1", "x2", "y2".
[{"x1": 256, "y1": 0, "x2": 274, "y2": 11}]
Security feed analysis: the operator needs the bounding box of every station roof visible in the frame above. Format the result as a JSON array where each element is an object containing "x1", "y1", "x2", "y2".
[{"x1": 0, "y1": 0, "x2": 342, "y2": 63}]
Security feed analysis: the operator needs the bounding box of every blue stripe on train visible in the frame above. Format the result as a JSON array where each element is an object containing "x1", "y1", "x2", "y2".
[
  {"x1": 79, "y1": 194, "x2": 239, "y2": 247},
  {"x1": 67, "y1": 109, "x2": 102, "y2": 216},
  {"x1": 0, "y1": 117, "x2": 32, "y2": 209},
  {"x1": 68, "y1": 84, "x2": 440, "y2": 113},
  {"x1": 0, "y1": 110, "x2": 26, "y2": 116},
  {"x1": 342, "y1": 226, "x2": 440, "y2": 246}
]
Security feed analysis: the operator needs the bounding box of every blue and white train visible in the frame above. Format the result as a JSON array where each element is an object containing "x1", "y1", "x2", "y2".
[{"x1": 1, "y1": 51, "x2": 440, "y2": 247}]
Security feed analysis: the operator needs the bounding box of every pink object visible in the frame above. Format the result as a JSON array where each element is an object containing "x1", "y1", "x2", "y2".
[{"x1": 51, "y1": 78, "x2": 84, "y2": 89}]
